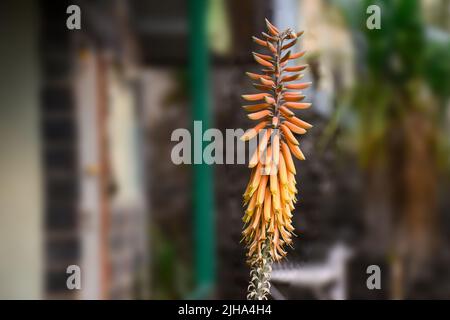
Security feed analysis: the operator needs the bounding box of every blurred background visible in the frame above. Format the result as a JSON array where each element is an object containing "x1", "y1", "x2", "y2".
[{"x1": 0, "y1": 0, "x2": 450, "y2": 299}]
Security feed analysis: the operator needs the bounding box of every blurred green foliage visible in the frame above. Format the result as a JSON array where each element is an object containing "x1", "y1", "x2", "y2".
[
  {"x1": 151, "y1": 227, "x2": 192, "y2": 299},
  {"x1": 329, "y1": 0, "x2": 450, "y2": 167}
]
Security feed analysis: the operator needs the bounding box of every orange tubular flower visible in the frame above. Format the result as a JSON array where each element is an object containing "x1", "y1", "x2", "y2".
[{"x1": 241, "y1": 19, "x2": 313, "y2": 300}]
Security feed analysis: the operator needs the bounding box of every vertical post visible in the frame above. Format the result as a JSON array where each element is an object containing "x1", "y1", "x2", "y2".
[{"x1": 188, "y1": 0, "x2": 216, "y2": 298}]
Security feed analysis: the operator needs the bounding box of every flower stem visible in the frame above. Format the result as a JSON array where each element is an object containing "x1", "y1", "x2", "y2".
[{"x1": 247, "y1": 238, "x2": 273, "y2": 300}]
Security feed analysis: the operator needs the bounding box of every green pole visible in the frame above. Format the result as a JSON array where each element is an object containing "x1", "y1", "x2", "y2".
[{"x1": 188, "y1": 0, "x2": 215, "y2": 298}]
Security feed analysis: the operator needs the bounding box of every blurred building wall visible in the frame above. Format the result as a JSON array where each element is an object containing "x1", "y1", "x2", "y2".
[{"x1": 0, "y1": 1, "x2": 43, "y2": 299}]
